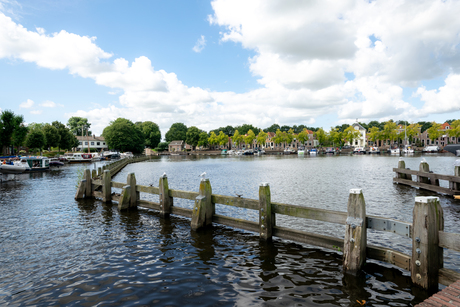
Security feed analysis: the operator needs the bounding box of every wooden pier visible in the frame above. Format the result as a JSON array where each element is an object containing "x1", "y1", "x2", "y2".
[{"x1": 75, "y1": 158, "x2": 460, "y2": 293}]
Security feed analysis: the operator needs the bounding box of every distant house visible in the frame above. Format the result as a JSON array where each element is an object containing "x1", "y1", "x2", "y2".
[
  {"x1": 348, "y1": 122, "x2": 366, "y2": 147},
  {"x1": 169, "y1": 140, "x2": 184, "y2": 152},
  {"x1": 76, "y1": 135, "x2": 108, "y2": 152}
]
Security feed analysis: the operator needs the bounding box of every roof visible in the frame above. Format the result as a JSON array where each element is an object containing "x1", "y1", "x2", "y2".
[
  {"x1": 169, "y1": 140, "x2": 184, "y2": 145},
  {"x1": 352, "y1": 122, "x2": 366, "y2": 130},
  {"x1": 77, "y1": 135, "x2": 105, "y2": 141},
  {"x1": 442, "y1": 122, "x2": 451, "y2": 129}
]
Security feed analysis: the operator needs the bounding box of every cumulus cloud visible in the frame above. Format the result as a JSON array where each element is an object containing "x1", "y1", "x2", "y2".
[
  {"x1": 40, "y1": 100, "x2": 63, "y2": 108},
  {"x1": 30, "y1": 110, "x2": 42, "y2": 115},
  {"x1": 415, "y1": 74, "x2": 460, "y2": 116},
  {"x1": 192, "y1": 35, "x2": 206, "y2": 53},
  {"x1": 19, "y1": 98, "x2": 34, "y2": 108}
]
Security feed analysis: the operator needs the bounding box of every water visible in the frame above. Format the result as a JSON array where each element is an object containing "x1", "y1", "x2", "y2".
[{"x1": 1, "y1": 154, "x2": 459, "y2": 306}]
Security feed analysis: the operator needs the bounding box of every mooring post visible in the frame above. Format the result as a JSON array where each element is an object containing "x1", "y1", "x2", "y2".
[
  {"x1": 97, "y1": 167, "x2": 102, "y2": 177},
  {"x1": 259, "y1": 182, "x2": 273, "y2": 241},
  {"x1": 411, "y1": 196, "x2": 443, "y2": 292},
  {"x1": 398, "y1": 158, "x2": 410, "y2": 180},
  {"x1": 102, "y1": 169, "x2": 112, "y2": 203},
  {"x1": 343, "y1": 188, "x2": 367, "y2": 274},
  {"x1": 118, "y1": 185, "x2": 131, "y2": 211},
  {"x1": 191, "y1": 178, "x2": 213, "y2": 231},
  {"x1": 450, "y1": 160, "x2": 460, "y2": 191},
  {"x1": 127, "y1": 173, "x2": 138, "y2": 209},
  {"x1": 418, "y1": 160, "x2": 430, "y2": 184},
  {"x1": 91, "y1": 169, "x2": 97, "y2": 178},
  {"x1": 74, "y1": 179, "x2": 86, "y2": 199},
  {"x1": 159, "y1": 174, "x2": 173, "y2": 217},
  {"x1": 84, "y1": 169, "x2": 92, "y2": 198}
]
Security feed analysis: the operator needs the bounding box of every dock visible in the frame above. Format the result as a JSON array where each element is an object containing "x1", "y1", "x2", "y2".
[{"x1": 416, "y1": 280, "x2": 460, "y2": 306}]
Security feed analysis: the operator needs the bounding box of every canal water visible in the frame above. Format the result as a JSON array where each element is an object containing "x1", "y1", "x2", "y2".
[{"x1": 1, "y1": 154, "x2": 459, "y2": 306}]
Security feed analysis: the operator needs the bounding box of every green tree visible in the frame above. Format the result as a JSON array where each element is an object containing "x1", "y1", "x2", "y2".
[
  {"x1": 367, "y1": 120, "x2": 384, "y2": 130},
  {"x1": 264, "y1": 123, "x2": 281, "y2": 133},
  {"x1": 235, "y1": 124, "x2": 259, "y2": 135},
  {"x1": 449, "y1": 120, "x2": 460, "y2": 139},
  {"x1": 0, "y1": 110, "x2": 27, "y2": 154},
  {"x1": 186, "y1": 126, "x2": 201, "y2": 150},
  {"x1": 210, "y1": 125, "x2": 234, "y2": 137},
  {"x1": 137, "y1": 121, "x2": 161, "y2": 148},
  {"x1": 43, "y1": 124, "x2": 60, "y2": 150},
  {"x1": 382, "y1": 121, "x2": 398, "y2": 143},
  {"x1": 208, "y1": 131, "x2": 219, "y2": 148},
  {"x1": 297, "y1": 128, "x2": 310, "y2": 145},
  {"x1": 314, "y1": 128, "x2": 327, "y2": 146},
  {"x1": 418, "y1": 121, "x2": 432, "y2": 133},
  {"x1": 11, "y1": 115, "x2": 28, "y2": 154},
  {"x1": 52, "y1": 121, "x2": 75, "y2": 152},
  {"x1": 329, "y1": 127, "x2": 342, "y2": 146},
  {"x1": 217, "y1": 131, "x2": 229, "y2": 147},
  {"x1": 156, "y1": 142, "x2": 169, "y2": 151},
  {"x1": 405, "y1": 123, "x2": 421, "y2": 143},
  {"x1": 25, "y1": 128, "x2": 46, "y2": 153},
  {"x1": 197, "y1": 132, "x2": 209, "y2": 149},
  {"x1": 244, "y1": 129, "x2": 256, "y2": 148},
  {"x1": 256, "y1": 130, "x2": 268, "y2": 147},
  {"x1": 367, "y1": 126, "x2": 380, "y2": 144},
  {"x1": 165, "y1": 123, "x2": 187, "y2": 142},
  {"x1": 67, "y1": 117, "x2": 91, "y2": 136},
  {"x1": 272, "y1": 129, "x2": 284, "y2": 146},
  {"x1": 102, "y1": 118, "x2": 144, "y2": 153},
  {"x1": 280, "y1": 125, "x2": 291, "y2": 132},
  {"x1": 231, "y1": 130, "x2": 244, "y2": 148},
  {"x1": 427, "y1": 122, "x2": 443, "y2": 142},
  {"x1": 343, "y1": 126, "x2": 360, "y2": 145}
]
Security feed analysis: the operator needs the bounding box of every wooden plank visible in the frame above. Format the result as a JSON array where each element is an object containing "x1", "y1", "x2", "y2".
[
  {"x1": 393, "y1": 168, "x2": 460, "y2": 183},
  {"x1": 171, "y1": 206, "x2": 193, "y2": 218},
  {"x1": 92, "y1": 191, "x2": 103, "y2": 199},
  {"x1": 111, "y1": 181, "x2": 125, "y2": 189},
  {"x1": 212, "y1": 215, "x2": 260, "y2": 233},
  {"x1": 272, "y1": 202, "x2": 347, "y2": 224},
  {"x1": 272, "y1": 226, "x2": 344, "y2": 252},
  {"x1": 212, "y1": 194, "x2": 259, "y2": 210},
  {"x1": 366, "y1": 245, "x2": 411, "y2": 271},
  {"x1": 439, "y1": 231, "x2": 460, "y2": 253},
  {"x1": 92, "y1": 179, "x2": 102, "y2": 186},
  {"x1": 137, "y1": 185, "x2": 160, "y2": 194},
  {"x1": 170, "y1": 189, "x2": 199, "y2": 200},
  {"x1": 138, "y1": 200, "x2": 160, "y2": 211},
  {"x1": 438, "y1": 268, "x2": 460, "y2": 286},
  {"x1": 393, "y1": 177, "x2": 458, "y2": 195},
  {"x1": 112, "y1": 194, "x2": 120, "y2": 202}
]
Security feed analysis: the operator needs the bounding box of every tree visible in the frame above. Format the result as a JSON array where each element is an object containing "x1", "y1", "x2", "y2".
[
  {"x1": 11, "y1": 115, "x2": 28, "y2": 154},
  {"x1": 280, "y1": 125, "x2": 291, "y2": 132},
  {"x1": 329, "y1": 127, "x2": 342, "y2": 146},
  {"x1": 382, "y1": 121, "x2": 398, "y2": 143},
  {"x1": 67, "y1": 117, "x2": 91, "y2": 136},
  {"x1": 367, "y1": 120, "x2": 384, "y2": 130},
  {"x1": 51, "y1": 121, "x2": 75, "y2": 152},
  {"x1": 197, "y1": 132, "x2": 209, "y2": 149},
  {"x1": 244, "y1": 129, "x2": 256, "y2": 148},
  {"x1": 367, "y1": 126, "x2": 380, "y2": 144},
  {"x1": 211, "y1": 125, "x2": 234, "y2": 137},
  {"x1": 102, "y1": 118, "x2": 145, "y2": 153},
  {"x1": 406, "y1": 123, "x2": 421, "y2": 144},
  {"x1": 208, "y1": 131, "x2": 219, "y2": 148},
  {"x1": 449, "y1": 120, "x2": 460, "y2": 139},
  {"x1": 271, "y1": 129, "x2": 284, "y2": 146},
  {"x1": 343, "y1": 126, "x2": 360, "y2": 145},
  {"x1": 186, "y1": 126, "x2": 201, "y2": 150},
  {"x1": 314, "y1": 128, "x2": 327, "y2": 146},
  {"x1": 156, "y1": 142, "x2": 169, "y2": 151},
  {"x1": 256, "y1": 130, "x2": 268, "y2": 147},
  {"x1": 264, "y1": 123, "x2": 280, "y2": 133},
  {"x1": 297, "y1": 128, "x2": 309, "y2": 145},
  {"x1": 137, "y1": 121, "x2": 161, "y2": 148},
  {"x1": 235, "y1": 124, "x2": 259, "y2": 135},
  {"x1": 25, "y1": 128, "x2": 45, "y2": 153},
  {"x1": 165, "y1": 123, "x2": 187, "y2": 142},
  {"x1": 217, "y1": 131, "x2": 229, "y2": 147},
  {"x1": 43, "y1": 124, "x2": 60, "y2": 150},
  {"x1": 0, "y1": 110, "x2": 27, "y2": 154},
  {"x1": 231, "y1": 130, "x2": 244, "y2": 148},
  {"x1": 427, "y1": 122, "x2": 443, "y2": 142},
  {"x1": 418, "y1": 121, "x2": 432, "y2": 133}
]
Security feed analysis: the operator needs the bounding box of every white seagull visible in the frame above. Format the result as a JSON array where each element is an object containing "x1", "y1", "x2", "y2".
[
  {"x1": 163, "y1": 172, "x2": 167, "y2": 177},
  {"x1": 421, "y1": 158, "x2": 427, "y2": 163},
  {"x1": 199, "y1": 172, "x2": 206, "y2": 179}
]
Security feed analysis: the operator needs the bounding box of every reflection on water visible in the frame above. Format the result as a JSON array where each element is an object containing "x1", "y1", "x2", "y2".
[{"x1": 0, "y1": 154, "x2": 458, "y2": 305}]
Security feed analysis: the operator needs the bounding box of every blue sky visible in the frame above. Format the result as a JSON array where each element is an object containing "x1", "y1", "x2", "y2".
[{"x1": 1, "y1": 0, "x2": 460, "y2": 136}]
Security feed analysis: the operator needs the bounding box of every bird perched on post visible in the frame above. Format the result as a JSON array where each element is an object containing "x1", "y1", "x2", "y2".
[
  {"x1": 199, "y1": 172, "x2": 206, "y2": 180},
  {"x1": 162, "y1": 172, "x2": 167, "y2": 178}
]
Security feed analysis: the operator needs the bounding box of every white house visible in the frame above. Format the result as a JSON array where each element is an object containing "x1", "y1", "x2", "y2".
[
  {"x1": 348, "y1": 122, "x2": 367, "y2": 147},
  {"x1": 76, "y1": 135, "x2": 108, "y2": 152}
]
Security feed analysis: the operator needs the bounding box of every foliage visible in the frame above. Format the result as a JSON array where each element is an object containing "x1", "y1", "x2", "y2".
[
  {"x1": 243, "y1": 129, "x2": 256, "y2": 146},
  {"x1": 418, "y1": 121, "x2": 432, "y2": 133},
  {"x1": 314, "y1": 128, "x2": 327, "y2": 146},
  {"x1": 25, "y1": 128, "x2": 46, "y2": 152},
  {"x1": 367, "y1": 121, "x2": 384, "y2": 130},
  {"x1": 271, "y1": 129, "x2": 284, "y2": 145},
  {"x1": 165, "y1": 123, "x2": 187, "y2": 142},
  {"x1": 210, "y1": 125, "x2": 234, "y2": 137},
  {"x1": 197, "y1": 132, "x2": 209, "y2": 148},
  {"x1": 406, "y1": 123, "x2": 421, "y2": 143},
  {"x1": 256, "y1": 130, "x2": 268, "y2": 146},
  {"x1": 102, "y1": 118, "x2": 144, "y2": 153},
  {"x1": 329, "y1": 127, "x2": 342, "y2": 146},
  {"x1": 342, "y1": 126, "x2": 361, "y2": 145},
  {"x1": 382, "y1": 121, "x2": 398, "y2": 141},
  {"x1": 449, "y1": 120, "x2": 460, "y2": 138},
  {"x1": 156, "y1": 142, "x2": 169, "y2": 151},
  {"x1": 235, "y1": 124, "x2": 259, "y2": 136},
  {"x1": 427, "y1": 122, "x2": 443, "y2": 141},
  {"x1": 231, "y1": 130, "x2": 244, "y2": 148},
  {"x1": 137, "y1": 121, "x2": 161, "y2": 148},
  {"x1": 297, "y1": 129, "x2": 309, "y2": 144},
  {"x1": 0, "y1": 110, "x2": 28, "y2": 154},
  {"x1": 186, "y1": 126, "x2": 201, "y2": 149},
  {"x1": 264, "y1": 124, "x2": 280, "y2": 133},
  {"x1": 367, "y1": 126, "x2": 380, "y2": 144},
  {"x1": 208, "y1": 131, "x2": 218, "y2": 147},
  {"x1": 43, "y1": 124, "x2": 60, "y2": 150},
  {"x1": 67, "y1": 117, "x2": 91, "y2": 136},
  {"x1": 217, "y1": 131, "x2": 229, "y2": 146},
  {"x1": 52, "y1": 121, "x2": 76, "y2": 151}
]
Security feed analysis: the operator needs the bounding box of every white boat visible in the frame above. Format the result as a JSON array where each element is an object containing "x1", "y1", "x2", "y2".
[
  {"x1": 102, "y1": 151, "x2": 120, "y2": 159},
  {"x1": 389, "y1": 145, "x2": 400, "y2": 155},
  {"x1": 255, "y1": 149, "x2": 266, "y2": 155},
  {"x1": 353, "y1": 147, "x2": 366, "y2": 154},
  {"x1": 297, "y1": 147, "x2": 307, "y2": 155},
  {"x1": 227, "y1": 150, "x2": 236, "y2": 155},
  {"x1": 0, "y1": 160, "x2": 27, "y2": 174},
  {"x1": 325, "y1": 147, "x2": 336, "y2": 154},
  {"x1": 367, "y1": 146, "x2": 380, "y2": 154},
  {"x1": 284, "y1": 147, "x2": 295, "y2": 154},
  {"x1": 66, "y1": 153, "x2": 93, "y2": 163},
  {"x1": 120, "y1": 152, "x2": 134, "y2": 159},
  {"x1": 423, "y1": 146, "x2": 440, "y2": 153},
  {"x1": 17, "y1": 156, "x2": 50, "y2": 172},
  {"x1": 309, "y1": 148, "x2": 318, "y2": 155},
  {"x1": 401, "y1": 145, "x2": 414, "y2": 154}
]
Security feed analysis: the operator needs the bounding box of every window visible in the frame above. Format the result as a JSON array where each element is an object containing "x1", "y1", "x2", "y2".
[
  {"x1": 84, "y1": 142, "x2": 88, "y2": 145},
  {"x1": 97, "y1": 142, "x2": 100, "y2": 145},
  {"x1": 103, "y1": 143, "x2": 106, "y2": 145},
  {"x1": 91, "y1": 142, "x2": 94, "y2": 145},
  {"x1": 79, "y1": 142, "x2": 82, "y2": 145}
]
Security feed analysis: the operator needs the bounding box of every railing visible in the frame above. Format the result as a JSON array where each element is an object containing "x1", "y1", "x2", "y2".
[
  {"x1": 75, "y1": 165, "x2": 460, "y2": 292},
  {"x1": 393, "y1": 158, "x2": 460, "y2": 196}
]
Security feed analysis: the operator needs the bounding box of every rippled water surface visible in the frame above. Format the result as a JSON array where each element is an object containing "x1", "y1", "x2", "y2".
[{"x1": 1, "y1": 154, "x2": 459, "y2": 306}]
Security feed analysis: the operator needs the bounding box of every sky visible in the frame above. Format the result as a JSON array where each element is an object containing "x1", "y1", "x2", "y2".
[{"x1": 1, "y1": 0, "x2": 460, "y2": 137}]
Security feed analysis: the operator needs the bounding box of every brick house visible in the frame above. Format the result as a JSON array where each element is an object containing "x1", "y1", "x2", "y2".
[{"x1": 168, "y1": 140, "x2": 184, "y2": 152}]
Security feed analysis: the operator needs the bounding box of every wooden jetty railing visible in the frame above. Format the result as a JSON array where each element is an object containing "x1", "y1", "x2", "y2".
[
  {"x1": 393, "y1": 158, "x2": 460, "y2": 196},
  {"x1": 75, "y1": 166, "x2": 460, "y2": 292}
]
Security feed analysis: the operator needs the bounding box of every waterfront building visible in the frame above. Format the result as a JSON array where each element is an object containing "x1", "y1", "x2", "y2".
[
  {"x1": 76, "y1": 135, "x2": 108, "y2": 152},
  {"x1": 168, "y1": 140, "x2": 184, "y2": 152}
]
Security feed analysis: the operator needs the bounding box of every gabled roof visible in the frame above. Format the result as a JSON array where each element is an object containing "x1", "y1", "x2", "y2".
[
  {"x1": 77, "y1": 135, "x2": 105, "y2": 141},
  {"x1": 352, "y1": 122, "x2": 366, "y2": 130},
  {"x1": 267, "y1": 132, "x2": 275, "y2": 138},
  {"x1": 169, "y1": 140, "x2": 184, "y2": 145},
  {"x1": 442, "y1": 122, "x2": 451, "y2": 129}
]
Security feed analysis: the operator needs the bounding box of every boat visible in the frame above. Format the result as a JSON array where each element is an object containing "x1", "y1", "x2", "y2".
[
  {"x1": 227, "y1": 150, "x2": 236, "y2": 155},
  {"x1": 443, "y1": 144, "x2": 460, "y2": 156},
  {"x1": 389, "y1": 145, "x2": 400, "y2": 155},
  {"x1": 423, "y1": 146, "x2": 440, "y2": 153},
  {"x1": 102, "y1": 151, "x2": 120, "y2": 159},
  {"x1": 284, "y1": 147, "x2": 295, "y2": 154},
  {"x1": 325, "y1": 147, "x2": 336, "y2": 154},
  {"x1": 254, "y1": 149, "x2": 266, "y2": 155},
  {"x1": 367, "y1": 146, "x2": 380, "y2": 154},
  {"x1": 401, "y1": 145, "x2": 414, "y2": 154},
  {"x1": 120, "y1": 152, "x2": 134, "y2": 159},
  {"x1": 17, "y1": 156, "x2": 50, "y2": 172},
  {"x1": 66, "y1": 153, "x2": 93, "y2": 163},
  {"x1": 309, "y1": 148, "x2": 318, "y2": 155},
  {"x1": 353, "y1": 147, "x2": 366, "y2": 154},
  {"x1": 221, "y1": 149, "x2": 228, "y2": 155},
  {"x1": 243, "y1": 149, "x2": 254, "y2": 155},
  {"x1": 297, "y1": 146, "x2": 307, "y2": 155},
  {"x1": 0, "y1": 160, "x2": 27, "y2": 174},
  {"x1": 49, "y1": 158, "x2": 65, "y2": 167}
]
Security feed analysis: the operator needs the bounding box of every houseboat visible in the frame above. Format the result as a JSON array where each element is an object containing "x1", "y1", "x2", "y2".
[
  {"x1": 367, "y1": 146, "x2": 380, "y2": 154},
  {"x1": 66, "y1": 153, "x2": 93, "y2": 163},
  {"x1": 18, "y1": 156, "x2": 50, "y2": 172},
  {"x1": 353, "y1": 147, "x2": 366, "y2": 154}
]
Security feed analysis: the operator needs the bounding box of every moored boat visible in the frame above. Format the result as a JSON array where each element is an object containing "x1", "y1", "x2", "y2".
[
  {"x1": 297, "y1": 146, "x2": 307, "y2": 155},
  {"x1": 353, "y1": 146, "x2": 366, "y2": 154},
  {"x1": 389, "y1": 145, "x2": 400, "y2": 155},
  {"x1": 18, "y1": 156, "x2": 50, "y2": 172},
  {"x1": 66, "y1": 153, "x2": 93, "y2": 163},
  {"x1": 367, "y1": 146, "x2": 380, "y2": 154},
  {"x1": 422, "y1": 145, "x2": 440, "y2": 153},
  {"x1": 0, "y1": 160, "x2": 27, "y2": 174},
  {"x1": 49, "y1": 158, "x2": 65, "y2": 167},
  {"x1": 325, "y1": 147, "x2": 336, "y2": 154},
  {"x1": 401, "y1": 145, "x2": 414, "y2": 154},
  {"x1": 309, "y1": 148, "x2": 318, "y2": 155}
]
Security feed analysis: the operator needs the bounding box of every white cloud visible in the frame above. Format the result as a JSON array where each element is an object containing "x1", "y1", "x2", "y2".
[
  {"x1": 415, "y1": 74, "x2": 460, "y2": 116},
  {"x1": 19, "y1": 98, "x2": 34, "y2": 108},
  {"x1": 30, "y1": 110, "x2": 42, "y2": 115},
  {"x1": 192, "y1": 35, "x2": 206, "y2": 53},
  {"x1": 40, "y1": 100, "x2": 63, "y2": 108}
]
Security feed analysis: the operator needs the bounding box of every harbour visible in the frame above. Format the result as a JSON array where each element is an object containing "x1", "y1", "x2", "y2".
[{"x1": 1, "y1": 154, "x2": 460, "y2": 306}]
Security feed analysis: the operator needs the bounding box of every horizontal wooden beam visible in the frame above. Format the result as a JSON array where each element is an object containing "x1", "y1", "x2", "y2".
[
  {"x1": 366, "y1": 245, "x2": 411, "y2": 271},
  {"x1": 170, "y1": 189, "x2": 199, "y2": 200},
  {"x1": 439, "y1": 268, "x2": 460, "y2": 286},
  {"x1": 272, "y1": 202, "x2": 347, "y2": 224},
  {"x1": 393, "y1": 177, "x2": 459, "y2": 195},
  {"x1": 111, "y1": 181, "x2": 125, "y2": 189},
  {"x1": 272, "y1": 226, "x2": 344, "y2": 251},
  {"x1": 137, "y1": 185, "x2": 160, "y2": 194},
  {"x1": 212, "y1": 194, "x2": 259, "y2": 210},
  {"x1": 212, "y1": 215, "x2": 259, "y2": 233},
  {"x1": 393, "y1": 168, "x2": 460, "y2": 183},
  {"x1": 439, "y1": 231, "x2": 460, "y2": 253}
]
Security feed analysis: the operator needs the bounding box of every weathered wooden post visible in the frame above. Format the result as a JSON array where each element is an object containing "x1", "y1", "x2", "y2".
[
  {"x1": 411, "y1": 196, "x2": 443, "y2": 291},
  {"x1": 91, "y1": 169, "x2": 97, "y2": 178},
  {"x1": 127, "y1": 173, "x2": 138, "y2": 209},
  {"x1": 84, "y1": 169, "x2": 92, "y2": 198},
  {"x1": 74, "y1": 179, "x2": 86, "y2": 199},
  {"x1": 97, "y1": 167, "x2": 102, "y2": 177},
  {"x1": 259, "y1": 182, "x2": 273, "y2": 241},
  {"x1": 159, "y1": 174, "x2": 173, "y2": 217},
  {"x1": 418, "y1": 160, "x2": 430, "y2": 184},
  {"x1": 118, "y1": 185, "x2": 131, "y2": 210},
  {"x1": 102, "y1": 169, "x2": 112, "y2": 203},
  {"x1": 343, "y1": 188, "x2": 367, "y2": 274},
  {"x1": 450, "y1": 160, "x2": 460, "y2": 191},
  {"x1": 398, "y1": 158, "x2": 410, "y2": 180},
  {"x1": 191, "y1": 178, "x2": 213, "y2": 231}
]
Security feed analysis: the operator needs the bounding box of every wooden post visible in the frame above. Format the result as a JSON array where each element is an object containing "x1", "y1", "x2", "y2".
[
  {"x1": 97, "y1": 167, "x2": 102, "y2": 177},
  {"x1": 84, "y1": 169, "x2": 92, "y2": 198},
  {"x1": 418, "y1": 161, "x2": 430, "y2": 184},
  {"x1": 343, "y1": 188, "x2": 367, "y2": 274},
  {"x1": 127, "y1": 173, "x2": 138, "y2": 208},
  {"x1": 102, "y1": 169, "x2": 112, "y2": 203},
  {"x1": 411, "y1": 196, "x2": 443, "y2": 291},
  {"x1": 450, "y1": 162, "x2": 460, "y2": 191},
  {"x1": 398, "y1": 158, "x2": 410, "y2": 180},
  {"x1": 191, "y1": 178, "x2": 213, "y2": 231},
  {"x1": 118, "y1": 185, "x2": 131, "y2": 211},
  {"x1": 91, "y1": 169, "x2": 97, "y2": 178},
  {"x1": 259, "y1": 182, "x2": 273, "y2": 241},
  {"x1": 159, "y1": 174, "x2": 173, "y2": 217},
  {"x1": 74, "y1": 179, "x2": 86, "y2": 199}
]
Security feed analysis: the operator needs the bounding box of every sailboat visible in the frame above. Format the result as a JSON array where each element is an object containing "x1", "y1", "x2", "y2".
[{"x1": 401, "y1": 124, "x2": 414, "y2": 154}]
